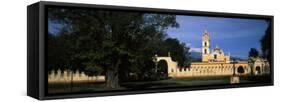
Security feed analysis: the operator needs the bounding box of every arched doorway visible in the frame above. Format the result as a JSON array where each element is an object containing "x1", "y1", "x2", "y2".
[
  {"x1": 158, "y1": 60, "x2": 168, "y2": 79},
  {"x1": 256, "y1": 66, "x2": 261, "y2": 74},
  {"x1": 237, "y1": 66, "x2": 245, "y2": 75}
]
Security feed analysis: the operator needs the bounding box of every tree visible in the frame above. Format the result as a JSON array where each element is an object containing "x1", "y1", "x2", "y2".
[
  {"x1": 260, "y1": 21, "x2": 272, "y2": 63},
  {"x1": 248, "y1": 48, "x2": 259, "y2": 58},
  {"x1": 158, "y1": 38, "x2": 191, "y2": 68},
  {"x1": 47, "y1": 33, "x2": 61, "y2": 73},
  {"x1": 84, "y1": 65, "x2": 103, "y2": 80},
  {"x1": 48, "y1": 8, "x2": 179, "y2": 88},
  {"x1": 48, "y1": 28, "x2": 84, "y2": 91}
]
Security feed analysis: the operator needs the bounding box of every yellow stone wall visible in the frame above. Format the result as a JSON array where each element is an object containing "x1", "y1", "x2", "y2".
[
  {"x1": 48, "y1": 70, "x2": 105, "y2": 83},
  {"x1": 202, "y1": 55, "x2": 212, "y2": 62},
  {"x1": 168, "y1": 61, "x2": 250, "y2": 77}
]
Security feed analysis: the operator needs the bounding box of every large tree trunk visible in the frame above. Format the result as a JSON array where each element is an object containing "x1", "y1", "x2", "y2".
[{"x1": 105, "y1": 59, "x2": 121, "y2": 88}]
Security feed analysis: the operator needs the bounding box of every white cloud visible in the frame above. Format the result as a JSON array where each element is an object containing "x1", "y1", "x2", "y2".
[
  {"x1": 183, "y1": 43, "x2": 202, "y2": 53},
  {"x1": 190, "y1": 47, "x2": 202, "y2": 53},
  {"x1": 185, "y1": 43, "x2": 192, "y2": 47}
]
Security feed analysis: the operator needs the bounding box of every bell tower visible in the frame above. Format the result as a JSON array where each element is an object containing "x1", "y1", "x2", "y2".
[{"x1": 202, "y1": 29, "x2": 210, "y2": 62}]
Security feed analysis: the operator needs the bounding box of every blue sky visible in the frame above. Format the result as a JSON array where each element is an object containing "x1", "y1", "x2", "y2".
[
  {"x1": 49, "y1": 15, "x2": 269, "y2": 59},
  {"x1": 48, "y1": 19, "x2": 62, "y2": 35},
  {"x1": 167, "y1": 15, "x2": 268, "y2": 59}
]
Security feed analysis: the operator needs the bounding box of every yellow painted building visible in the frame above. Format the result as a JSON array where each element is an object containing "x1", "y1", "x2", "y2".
[
  {"x1": 156, "y1": 30, "x2": 270, "y2": 78},
  {"x1": 202, "y1": 30, "x2": 230, "y2": 62}
]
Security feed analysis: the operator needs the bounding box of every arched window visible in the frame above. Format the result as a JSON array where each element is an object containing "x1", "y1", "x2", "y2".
[
  {"x1": 214, "y1": 54, "x2": 217, "y2": 59},
  {"x1": 204, "y1": 49, "x2": 207, "y2": 54},
  {"x1": 204, "y1": 42, "x2": 207, "y2": 46}
]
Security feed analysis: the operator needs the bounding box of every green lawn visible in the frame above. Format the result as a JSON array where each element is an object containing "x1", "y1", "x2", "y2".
[{"x1": 48, "y1": 75, "x2": 271, "y2": 94}]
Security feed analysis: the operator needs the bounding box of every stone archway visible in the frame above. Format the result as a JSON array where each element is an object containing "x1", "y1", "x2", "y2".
[
  {"x1": 155, "y1": 56, "x2": 178, "y2": 77},
  {"x1": 158, "y1": 60, "x2": 168, "y2": 79},
  {"x1": 256, "y1": 66, "x2": 261, "y2": 74},
  {"x1": 237, "y1": 66, "x2": 245, "y2": 75}
]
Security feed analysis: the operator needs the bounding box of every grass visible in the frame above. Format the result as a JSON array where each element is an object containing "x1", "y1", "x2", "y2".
[{"x1": 48, "y1": 75, "x2": 271, "y2": 94}]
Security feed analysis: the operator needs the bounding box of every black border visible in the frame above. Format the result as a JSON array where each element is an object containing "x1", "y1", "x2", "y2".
[{"x1": 32, "y1": 1, "x2": 274, "y2": 100}]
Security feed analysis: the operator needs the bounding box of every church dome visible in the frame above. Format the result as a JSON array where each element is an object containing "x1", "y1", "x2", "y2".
[{"x1": 212, "y1": 45, "x2": 224, "y2": 55}]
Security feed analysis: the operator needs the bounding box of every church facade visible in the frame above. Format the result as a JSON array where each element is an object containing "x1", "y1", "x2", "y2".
[{"x1": 156, "y1": 30, "x2": 270, "y2": 78}]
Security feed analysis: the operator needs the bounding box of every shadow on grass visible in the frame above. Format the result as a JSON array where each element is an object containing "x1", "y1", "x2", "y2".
[{"x1": 48, "y1": 75, "x2": 271, "y2": 94}]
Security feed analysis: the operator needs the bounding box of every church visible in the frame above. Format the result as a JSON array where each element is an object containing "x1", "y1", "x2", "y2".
[
  {"x1": 155, "y1": 30, "x2": 270, "y2": 77},
  {"x1": 201, "y1": 30, "x2": 230, "y2": 63}
]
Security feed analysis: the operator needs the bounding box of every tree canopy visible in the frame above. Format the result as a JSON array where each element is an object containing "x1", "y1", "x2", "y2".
[
  {"x1": 260, "y1": 21, "x2": 272, "y2": 63},
  {"x1": 248, "y1": 48, "x2": 259, "y2": 58},
  {"x1": 47, "y1": 8, "x2": 190, "y2": 88}
]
